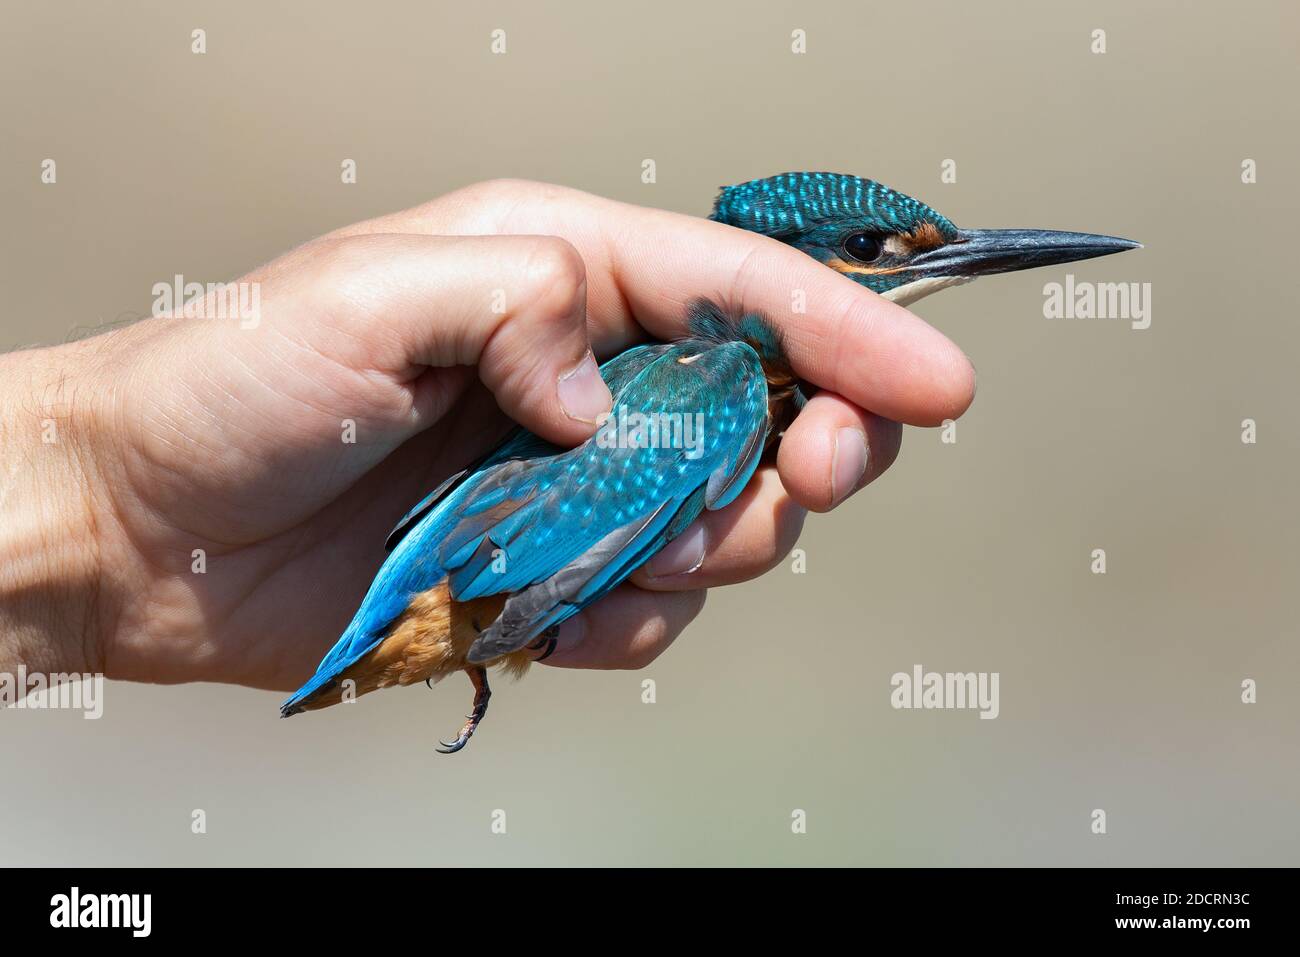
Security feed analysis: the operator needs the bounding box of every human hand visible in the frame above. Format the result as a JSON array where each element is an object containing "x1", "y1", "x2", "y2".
[{"x1": 0, "y1": 179, "x2": 975, "y2": 691}]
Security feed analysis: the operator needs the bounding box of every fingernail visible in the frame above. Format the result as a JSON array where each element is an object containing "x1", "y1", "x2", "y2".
[
  {"x1": 643, "y1": 522, "x2": 708, "y2": 579},
  {"x1": 830, "y1": 427, "x2": 868, "y2": 507},
  {"x1": 558, "y1": 353, "x2": 612, "y2": 425}
]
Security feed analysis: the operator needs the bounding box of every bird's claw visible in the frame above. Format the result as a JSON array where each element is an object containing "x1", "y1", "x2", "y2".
[
  {"x1": 526, "y1": 625, "x2": 560, "y2": 662},
  {"x1": 436, "y1": 734, "x2": 470, "y2": 754},
  {"x1": 526, "y1": 625, "x2": 560, "y2": 648},
  {"x1": 436, "y1": 717, "x2": 478, "y2": 754},
  {"x1": 434, "y1": 666, "x2": 491, "y2": 757}
]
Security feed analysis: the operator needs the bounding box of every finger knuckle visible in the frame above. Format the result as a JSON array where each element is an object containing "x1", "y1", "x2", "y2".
[
  {"x1": 478, "y1": 176, "x2": 540, "y2": 198},
  {"x1": 297, "y1": 234, "x2": 371, "y2": 274},
  {"x1": 518, "y1": 237, "x2": 587, "y2": 324},
  {"x1": 449, "y1": 178, "x2": 579, "y2": 224}
]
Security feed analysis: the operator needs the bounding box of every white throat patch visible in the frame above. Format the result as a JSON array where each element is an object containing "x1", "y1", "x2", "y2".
[{"x1": 881, "y1": 275, "x2": 975, "y2": 307}]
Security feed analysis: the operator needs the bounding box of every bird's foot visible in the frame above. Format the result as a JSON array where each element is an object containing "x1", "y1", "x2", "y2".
[
  {"x1": 526, "y1": 624, "x2": 561, "y2": 662},
  {"x1": 436, "y1": 666, "x2": 491, "y2": 755}
]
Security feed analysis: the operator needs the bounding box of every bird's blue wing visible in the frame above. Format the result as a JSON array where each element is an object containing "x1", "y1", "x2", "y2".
[
  {"x1": 457, "y1": 339, "x2": 771, "y2": 661},
  {"x1": 382, "y1": 430, "x2": 554, "y2": 553},
  {"x1": 383, "y1": 343, "x2": 674, "y2": 553},
  {"x1": 284, "y1": 342, "x2": 689, "y2": 706}
]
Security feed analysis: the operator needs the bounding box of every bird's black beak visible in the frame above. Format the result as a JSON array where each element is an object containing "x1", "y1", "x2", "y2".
[{"x1": 906, "y1": 228, "x2": 1141, "y2": 279}]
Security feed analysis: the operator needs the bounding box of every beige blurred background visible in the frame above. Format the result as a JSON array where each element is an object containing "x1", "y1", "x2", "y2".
[{"x1": 3, "y1": 0, "x2": 1298, "y2": 866}]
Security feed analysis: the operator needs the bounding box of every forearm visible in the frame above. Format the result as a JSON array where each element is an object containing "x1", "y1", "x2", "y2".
[{"x1": 0, "y1": 345, "x2": 106, "y2": 679}]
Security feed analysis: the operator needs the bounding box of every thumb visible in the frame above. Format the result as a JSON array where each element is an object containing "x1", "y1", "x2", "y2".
[{"x1": 302, "y1": 232, "x2": 612, "y2": 446}]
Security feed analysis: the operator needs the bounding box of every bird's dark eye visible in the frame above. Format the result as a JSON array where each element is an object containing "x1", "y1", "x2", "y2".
[{"x1": 842, "y1": 232, "x2": 884, "y2": 264}]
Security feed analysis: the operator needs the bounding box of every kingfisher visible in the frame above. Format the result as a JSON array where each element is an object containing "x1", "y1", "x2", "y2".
[{"x1": 281, "y1": 171, "x2": 1139, "y2": 751}]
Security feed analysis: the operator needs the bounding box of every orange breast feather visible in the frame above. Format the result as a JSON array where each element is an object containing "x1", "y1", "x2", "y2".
[{"x1": 297, "y1": 581, "x2": 528, "y2": 711}]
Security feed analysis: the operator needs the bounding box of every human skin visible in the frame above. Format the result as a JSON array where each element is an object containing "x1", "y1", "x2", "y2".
[{"x1": 0, "y1": 179, "x2": 975, "y2": 692}]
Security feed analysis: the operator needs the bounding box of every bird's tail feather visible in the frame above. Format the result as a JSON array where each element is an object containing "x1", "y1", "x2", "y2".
[{"x1": 279, "y1": 615, "x2": 380, "y2": 717}]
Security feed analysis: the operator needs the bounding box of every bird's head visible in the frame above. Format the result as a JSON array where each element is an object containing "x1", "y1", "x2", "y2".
[{"x1": 710, "y1": 172, "x2": 1140, "y2": 306}]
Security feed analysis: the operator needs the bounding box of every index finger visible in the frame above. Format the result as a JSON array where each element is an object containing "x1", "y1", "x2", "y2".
[
  {"x1": 333, "y1": 180, "x2": 976, "y2": 427},
  {"x1": 594, "y1": 199, "x2": 976, "y2": 427}
]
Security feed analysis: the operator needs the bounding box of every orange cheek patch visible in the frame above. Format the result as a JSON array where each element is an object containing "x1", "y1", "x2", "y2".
[{"x1": 902, "y1": 221, "x2": 946, "y2": 251}]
